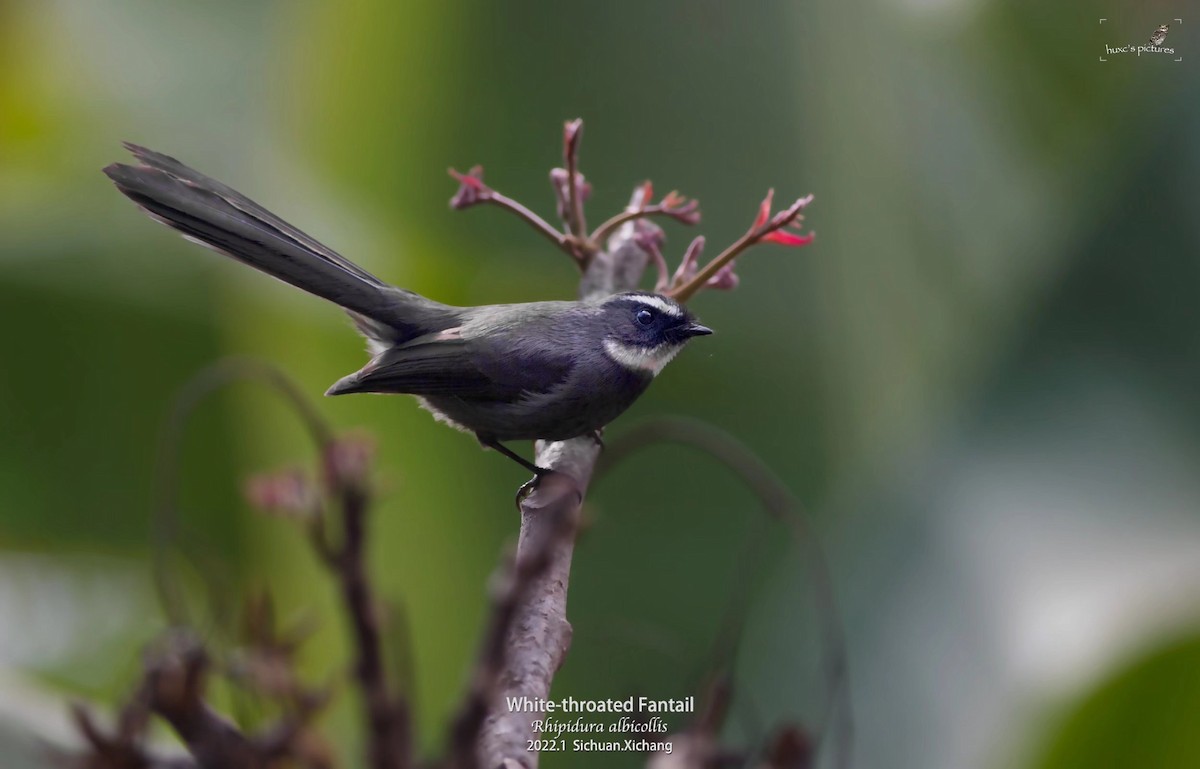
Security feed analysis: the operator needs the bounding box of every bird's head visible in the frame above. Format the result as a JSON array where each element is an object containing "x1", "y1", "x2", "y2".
[{"x1": 597, "y1": 292, "x2": 712, "y2": 375}]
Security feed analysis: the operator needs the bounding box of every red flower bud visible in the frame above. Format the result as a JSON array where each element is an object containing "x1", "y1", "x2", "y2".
[
  {"x1": 323, "y1": 435, "x2": 376, "y2": 490},
  {"x1": 563, "y1": 119, "x2": 583, "y2": 160},
  {"x1": 753, "y1": 188, "x2": 776, "y2": 230},
  {"x1": 752, "y1": 189, "x2": 813, "y2": 246},
  {"x1": 639, "y1": 180, "x2": 654, "y2": 205},
  {"x1": 448, "y1": 166, "x2": 489, "y2": 209},
  {"x1": 246, "y1": 470, "x2": 317, "y2": 519},
  {"x1": 762, "y1": 229, "x2": 815, "y2": 246}
]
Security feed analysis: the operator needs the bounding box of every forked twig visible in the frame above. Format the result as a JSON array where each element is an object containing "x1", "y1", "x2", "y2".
[
  {"x1": 137, "y1": 359, "x2": 406, "y2": 769},
  {"x1": 448, "y1": 166, "x2": 574, "y2": 260}
]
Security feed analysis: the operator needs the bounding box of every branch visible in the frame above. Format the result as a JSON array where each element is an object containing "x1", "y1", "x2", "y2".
[
  {"x1": 447, "y1": 471, "x2": 580, "y2": 769},
  {"x1": 150, "y1": 361, "x2": 409, "y2": 769},
  {"x1": 447, "y1": 120, "x2": 818, "y2": 768},
  {"x1": 666, "y1": 190, "x2": 813, "y2": 304},
  {"x1": 468, "y1": 183, "x2": 651, "y2": 767},
  {"x1": 644, "y1": 675, "x2": 745, "y2": 769},
  {"x1": 139, "y1": 634, "x2": 264, "y2": 769},
  {"x1": 590, "y1": 183, "x2": 701, "y2": 246},
  {"x1": 250, "y1": 423, "x2": 411, "y2": 769},
  {"x1": 69, "y1": 703, "x2": 197, "y2": 769},
  {"x1": 757, "y1": 726, "x2": 815, "y2": 769},
  {"x1": 560, "y1": 119, "x2": 588, "y2": 240},
  {"x1": 473, "y1": 445, "x2": 597, "y2": 769},
  {"x1": 321, "y1": 438, "x2": 412, "y2": 769},
  {"x1": 448, "y1": 166, "x2": 579, "y2": 265},
  {"x1": 70, "y1": 632, "x2": 294, "y2": 769},
  {"x1": 152, "y1": 358, "x2": 333, "y2": 628}
]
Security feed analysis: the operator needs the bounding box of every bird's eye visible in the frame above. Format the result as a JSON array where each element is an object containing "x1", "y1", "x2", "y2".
[{"x1": 635, "y1": 309, "x2": 654, "y2": 326}]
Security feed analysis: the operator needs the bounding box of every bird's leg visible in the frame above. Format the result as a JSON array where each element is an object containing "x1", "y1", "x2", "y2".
[
  {"x1": 479, "y1": 436, "x2": 547, "y2": 475},
  {"x1": 589, "y1": 428, "x2": 605, "y2": 448},
  {"x1": 477, "y1": 435, "x2": 552, "y2": 507}
]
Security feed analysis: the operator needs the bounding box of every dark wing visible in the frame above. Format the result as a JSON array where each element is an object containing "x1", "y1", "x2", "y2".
[{"x1": 325, "y1": 335, "x2": 576, "y2": 399}]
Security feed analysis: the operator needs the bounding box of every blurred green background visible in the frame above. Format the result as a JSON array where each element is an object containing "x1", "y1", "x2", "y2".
[{"x1": 2, "y1": 1, "x2": 1199, "y2": 767}]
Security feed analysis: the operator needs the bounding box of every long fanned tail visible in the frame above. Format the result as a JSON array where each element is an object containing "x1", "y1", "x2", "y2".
[{"x1": 104, "y1": 144, "x2": 457, "y2": 343}]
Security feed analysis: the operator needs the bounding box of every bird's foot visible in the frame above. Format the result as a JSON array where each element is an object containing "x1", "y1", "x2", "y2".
[
  {"x1": 514, "y1": 466, "x2": 553, "y2": 511},
  {"x1": 589, "y1": 428, "x2": 605, "y2": 448}
]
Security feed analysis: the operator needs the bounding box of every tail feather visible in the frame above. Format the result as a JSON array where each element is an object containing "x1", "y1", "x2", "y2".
[
  {"x1": 118, "y1": 143, "x2": 383, "y2": 286},
  {"x1": 104, "y1": 146, "x2": 458, "y2": 342}
]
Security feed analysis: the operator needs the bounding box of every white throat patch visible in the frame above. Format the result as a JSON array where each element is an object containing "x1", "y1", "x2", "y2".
[{"x1": 604, "y1": 338, "x2": 682, "y2": 376}]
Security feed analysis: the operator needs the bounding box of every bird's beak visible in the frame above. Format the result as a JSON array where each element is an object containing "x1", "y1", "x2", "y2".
[{"x1": 683, "y1": 322, "x2": 713, "y2": 337}]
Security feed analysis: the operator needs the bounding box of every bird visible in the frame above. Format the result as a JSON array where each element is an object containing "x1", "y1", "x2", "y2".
[
  {"x1": 103, "y1": 144, "x2": 712, "y2": 483},
  {"x1": 1150, "y1": 24, "x2": 1169, "y2": 46}
]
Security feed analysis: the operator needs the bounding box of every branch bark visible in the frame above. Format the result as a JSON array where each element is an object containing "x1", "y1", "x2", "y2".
[
  {"x1": 474, "y1": 191, "x2": 655, "y2": 768},
  {"x1": 325, "y1": 459, "x2": 411, "y2": 769}
]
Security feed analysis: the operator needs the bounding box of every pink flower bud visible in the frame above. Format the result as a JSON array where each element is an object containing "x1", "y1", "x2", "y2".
[
  {"x1": 751, "y1": 189, "x2": 813, "y2": 246},
  {"x1": 550, "y1": 167, "x2": 592, "y2": 220},
  {"x1": 323, "y1": 436, "x2": 376, "y2": 489},
  {"x1": 706, "y1": 261, "x2": 740, "y2": 291},
  {"x1": 671, "y1": 236, "x2": 706, "y2": 287},
  {"x1": 448, "y1": 166, "x2": 489, "y2": 209},
  {"x1": 245, "y1": 470, "x2": 317, "y2": 519}
]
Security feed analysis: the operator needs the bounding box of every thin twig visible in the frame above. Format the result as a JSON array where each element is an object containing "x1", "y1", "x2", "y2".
[
  {"x1": 667, "y1": 194, "x2": 812, "y2": 303},
  {"x1": 139, "y1": 634, "x2": 264, "y2": 769},
  {"x1": 590, "y1": 189, "x2": 700, "y2": 247},
  {"x1": 665, "y1": 230, "x2": 748, "y2": 303},
  {"x1": 563, "y1": 119, "x2": 587, "y2": 240},
  {"x1": 598, "y1": 417, "x2": 851, "y2": 769},
  {"x1": 448, "y1": 167, "x2": 577, "y2": 264},
  {"x1": 153, "y1": 360, "x2": 408, "y2": 769},
  {"x1": 472, "y1": 190, "x2": 570, "y2": 253},
  {"x1": 326, "y1": 450, "x2": 411, "y2": 769},
  {"x1": 152, "y1": 358, "x2": 333, "y2": 628}
]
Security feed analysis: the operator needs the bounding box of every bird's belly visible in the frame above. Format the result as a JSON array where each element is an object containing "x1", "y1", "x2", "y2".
[
  {"x1": 417, "y1": 396, "x2": 604, "y2": 441},
  {"x1": 418, "y1": 371, "x2": 649, "y2": 442}
]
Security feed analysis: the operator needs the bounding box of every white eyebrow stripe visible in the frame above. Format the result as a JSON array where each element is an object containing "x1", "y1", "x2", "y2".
[
  {"x1": 603, "y1": 339, "x2": 681, "y2": 376},
  {"x1": 627, "y1": 294, "x2": 683, "y2": 317}
]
